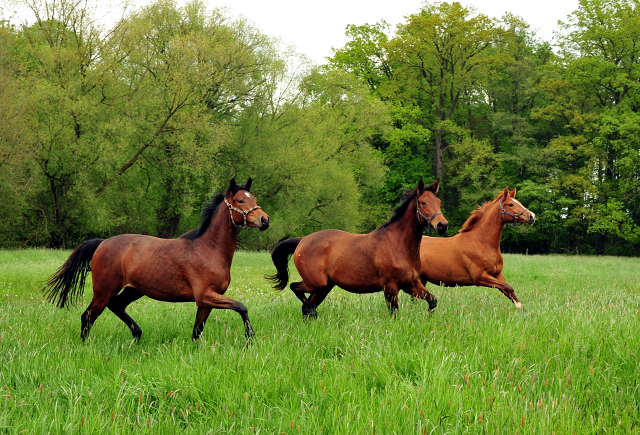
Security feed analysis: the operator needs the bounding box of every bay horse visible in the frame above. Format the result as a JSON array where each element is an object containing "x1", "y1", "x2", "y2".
[
  {"x1": 420, "y1": 187, "x2": 535, "y2": 309},
  {"x1": 44, "y1": 178, "x2": 269, "y2": 341},
  {"x1": 267, "y1": 179, "x2": 448, "y2": 317}
]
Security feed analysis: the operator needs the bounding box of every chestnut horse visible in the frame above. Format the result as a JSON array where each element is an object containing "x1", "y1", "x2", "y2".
[
  {"x1": 268, "y1": 179, "x2": 448, "y2": 317},
  {"x1": 420, "y1": 187, "x2": 535, "y2": 309},
  {"x1": 44, "y1": 178, "x2": 269, "y2": 341}
]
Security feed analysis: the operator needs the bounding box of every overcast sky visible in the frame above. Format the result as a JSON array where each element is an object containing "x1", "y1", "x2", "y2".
[
  {"x1": 208, "y1": 0, "x2": 580, "y2": 63},
  {"x1": 2, "y1": 0, "x2": 581, "y2": 64}
]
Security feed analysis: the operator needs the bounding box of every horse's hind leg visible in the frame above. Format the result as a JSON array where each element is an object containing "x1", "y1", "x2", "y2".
[
  {"x1": 81, "y1": 299, "x2": 109, "y2": 342},
  {"x1": 192, "y1": 307, "x2": 212, "y2": 341},
  {"x1": 108, "y1": 287, "x2": 144, "y2": 340},
  {"x1": 290, "y1": 282, "x2": 317, "y2": 318},
  {"x1": 81, "y1": 276, "x2": 123, "y2": 342},
  {"x1": 307, "y1": 284, "x2": 334, "y2": 312}
]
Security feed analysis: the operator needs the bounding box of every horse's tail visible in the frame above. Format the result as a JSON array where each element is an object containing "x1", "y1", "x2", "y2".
[
  {"x1": 266, "y1": 237, "x2": 302, "y2": 290},
  {"x1": 44, "y1": 238, "x2": 105, "y2": 308}
]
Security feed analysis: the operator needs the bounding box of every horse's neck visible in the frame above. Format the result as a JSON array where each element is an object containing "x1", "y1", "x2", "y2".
[
  {"x1": 200, "y1": 205, "x2": 238, "y2": 265},
  {"x1": 472, "y1": 202, "x2": 505, "y2": 249},
  {"x1": 384, "y1": 199, "x2": 422, "y2": 256}
]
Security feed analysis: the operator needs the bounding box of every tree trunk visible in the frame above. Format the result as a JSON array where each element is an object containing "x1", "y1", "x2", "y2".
[{"x1": 434, "y1": 127, "x2": 444, "y2": 184}]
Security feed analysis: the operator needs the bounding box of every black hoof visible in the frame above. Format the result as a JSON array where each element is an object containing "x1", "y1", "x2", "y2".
[
  {"x1": 302, "y1": 306, "x2": 318, "y2": 319},
  {"x1": 132, "y1": 331, "x2": 142, "y2": 341},
  {"x1": 428, "y1": 298, "x2": 438, "y2": 311},
  {"x1": 81, "y1": 327, "x2": 89, "y2": 342}
]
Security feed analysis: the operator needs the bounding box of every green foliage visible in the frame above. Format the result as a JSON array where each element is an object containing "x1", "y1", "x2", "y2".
[{"x1": 3, "y1": 0, "x2": 640, "y2": 255}]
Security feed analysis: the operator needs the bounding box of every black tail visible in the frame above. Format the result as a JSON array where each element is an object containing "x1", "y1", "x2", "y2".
[
  {"x1": 266, "y1": 237, "x2": 302, "y2": 290},
  {"x1": 44, "y1": 238, "x2": 104, "y2": 308}
]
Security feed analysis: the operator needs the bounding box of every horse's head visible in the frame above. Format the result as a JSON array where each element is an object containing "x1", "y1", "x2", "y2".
[
  {"x1": 416, "y1": 179, "x2": 449, "y2": 235},
  {"x1": 225, "y1": 178, "x2": 270, "y2": 231},
  {"x1": 498, "y1": 187, "x2": 535, "y2": 227}
]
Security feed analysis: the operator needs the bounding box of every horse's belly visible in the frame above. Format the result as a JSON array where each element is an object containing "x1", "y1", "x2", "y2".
[{"x1": 126, "y1": 276, "x2": 195, "y2": 302}]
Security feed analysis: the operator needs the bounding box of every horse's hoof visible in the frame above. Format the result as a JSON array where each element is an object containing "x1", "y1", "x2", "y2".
[
  {"x1": 428, "y1": 298, "x2": 438, "y2": 311},
  {"x1": 303, "y1": 307, "x2": 318, "y2": 319},
  {"x1": 132, "y1": 331, "x2": 142, "y2": 341},
  {"x1": 514, "y1": 302, "x2": 523, "y2": 310}
]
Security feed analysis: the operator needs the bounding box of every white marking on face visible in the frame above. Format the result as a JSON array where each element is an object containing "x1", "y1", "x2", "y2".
[
  {"x1": 512, "y1": 198, "x2": 524, "y2": 208},
  {"x1": 530, "y1": 211, "x2": 536, "y2": 221},
  {"x1": 244, "y1": 192, "x2": 251, "y2": 198}
]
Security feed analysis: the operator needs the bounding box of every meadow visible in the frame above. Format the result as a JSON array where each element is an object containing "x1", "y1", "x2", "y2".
[{"x1": 1, "y1": 249, "x2": 639, "y2": 434}]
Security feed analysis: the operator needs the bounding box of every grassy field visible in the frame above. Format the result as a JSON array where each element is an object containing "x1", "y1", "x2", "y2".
[{"x1": 1, "y1": 249, "x2": 639, "y2": 434}]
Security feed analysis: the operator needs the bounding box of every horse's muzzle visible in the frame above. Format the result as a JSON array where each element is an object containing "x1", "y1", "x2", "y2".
[
  {"x1": 436, "y1": 222, "x2": 448, "y2": 235},
  {"x1": 258, "y1": 215, "x2": 270, "y2": 231},
  {"x1": 525, "y1": 211, "x2": 536, "y2": 225}
]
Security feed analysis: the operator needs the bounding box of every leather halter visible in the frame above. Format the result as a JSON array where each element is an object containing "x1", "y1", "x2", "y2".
[
  {"x1": 498, "y1": 198, "x2": 529, "y2": 228},
  {"x1": 416, "y1": 198, "x2": 442, "y2": 233},
  {"x1": 224, "y1": 197, "x2": 261, "y2": 230}
]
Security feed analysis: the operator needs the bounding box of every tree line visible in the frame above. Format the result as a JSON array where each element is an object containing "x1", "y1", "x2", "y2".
[{"x1": 1, "y1": 0, "x2": 639, "y2": 255}]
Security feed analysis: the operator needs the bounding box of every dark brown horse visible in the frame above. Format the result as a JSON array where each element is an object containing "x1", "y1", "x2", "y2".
[
  {"x1": 268, "y1": 179, "x2": 448, "y2": 317},
  {"x1": 420, "y1": 187, "x2": 535, "y2": 309},
  {"x1": 44, "y1": 178, "x2": 269, "y2": 341}
]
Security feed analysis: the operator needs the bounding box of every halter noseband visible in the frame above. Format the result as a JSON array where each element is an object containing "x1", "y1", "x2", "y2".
[
  {"x1": 498, "y1": 198, "x2": 529, "y2": 228},
  {"x1": 416, "y1": 199, "x2": 442, "y2": 234},
  {"x1": 224, "y1": 198, "x2": 261, "y2": 230}
]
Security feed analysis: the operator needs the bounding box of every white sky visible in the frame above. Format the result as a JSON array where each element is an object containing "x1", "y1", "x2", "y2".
[
  {"x1": 209, "y1": 0, "x2": 581, "y2": 63},
  {"x1": 2, "y1": 0, "x2": 580, "y2": 64}
]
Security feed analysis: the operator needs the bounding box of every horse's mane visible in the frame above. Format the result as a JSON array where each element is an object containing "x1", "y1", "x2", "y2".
[
  {"x1": 458, "y1": 197, "x2": 498, "y2": 233},
  {"x1": 377, "y1": 188, "x2": 419, "y2": 230},
  {"x1": 179, "y1": 183, "x2": 249, "y2": 240}
]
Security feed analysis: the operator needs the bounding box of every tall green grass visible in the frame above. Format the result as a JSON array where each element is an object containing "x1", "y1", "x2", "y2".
[{"x1": 1, "y1": 250, "x2": 639, "y2": 433}]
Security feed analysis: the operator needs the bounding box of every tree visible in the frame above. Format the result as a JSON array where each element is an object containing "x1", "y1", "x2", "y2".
[{"x1": 388, "y1": 2, "x2": 501, "y2": 185}]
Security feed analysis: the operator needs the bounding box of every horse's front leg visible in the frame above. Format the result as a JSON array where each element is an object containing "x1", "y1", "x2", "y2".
[
  {"x1": 194, "y1": 289, "x2": 255, "y2": 339},
  {"x1": 383, "y1": 282, "x2": 400, "y2": 315},
  {"x1": 403, "y1": 279, "x2": 438, "y2": 311},
  {"x1": 475, "y1": 272, "x2": 523, "y2": 310}
]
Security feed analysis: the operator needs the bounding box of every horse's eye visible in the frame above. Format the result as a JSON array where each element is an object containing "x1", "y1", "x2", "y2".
[
  {"x1": 238, "y1": 200, "x2": 244, "y2": 204},
  {"x1": 508, "y1": 204, "x2": 513, "y2": 207},
  {"x1": 421, "y1": 202, "x2": 426, "y2": 206}
]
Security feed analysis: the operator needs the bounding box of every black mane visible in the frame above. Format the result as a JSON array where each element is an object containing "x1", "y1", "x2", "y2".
[
  {"x1": 377, "y1": 188, "x2": 419, "y2": 230},
  {"x1": 179, "y1": 183, "x2": 249, "y2": 240}
]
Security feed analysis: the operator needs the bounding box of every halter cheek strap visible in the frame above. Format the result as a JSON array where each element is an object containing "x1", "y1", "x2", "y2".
[
  {"x1": 498, "y1": 198, "x2": 529, "y2": 228},
  {"x1": 224, "y1": 198, "x2": 261, "y2": 230},
  {"x1": 416, "y1": 200, "x2": 442, "y2": 234}
]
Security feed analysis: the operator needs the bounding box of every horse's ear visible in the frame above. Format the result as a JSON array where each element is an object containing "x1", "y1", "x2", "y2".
[
  {"x1": 245, "y1": 177, "x2": 252, "y2": 192},
  {"x1": 229, "y1": 178, "x2": 237, "y2": 192},
  {"x1": 510, "y1": 186, "x2": 517, "y2": 198},
  {"x1": 432, "y1": 178, "x2": 440, "y2": 194},
  {"x1": 502, "y1": 187, "x2": 509, "y2": 198},
  {"x1": 417, "y1": 179, "x2": 425, "y2": 194}
]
